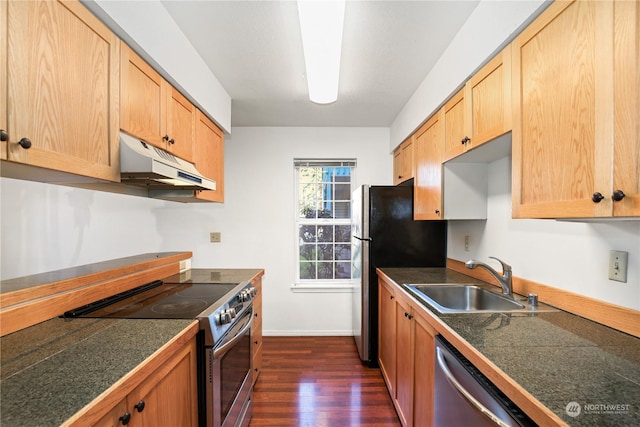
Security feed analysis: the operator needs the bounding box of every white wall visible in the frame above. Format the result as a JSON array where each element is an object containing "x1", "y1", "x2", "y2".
[
  {"x1": 447, "y1": 156, "x2": 640, "y2": 310},
  {"x1": 1, "y1": 127, "x2": 391, "y2": 336}
]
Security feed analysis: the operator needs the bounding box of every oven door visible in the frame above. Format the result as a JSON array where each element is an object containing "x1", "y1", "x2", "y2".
[{"x1": 205, "y1": 306, "x2": 254, "y2": 427}]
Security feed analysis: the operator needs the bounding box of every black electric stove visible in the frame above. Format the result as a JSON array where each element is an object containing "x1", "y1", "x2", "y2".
[{"x1": 63, "y1": 281, "x2": 238, "y2": 319}]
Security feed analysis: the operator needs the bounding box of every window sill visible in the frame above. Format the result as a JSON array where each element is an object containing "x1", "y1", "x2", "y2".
[{"x1": 291, "y1": 283, "x2": 356, "y2": 293}]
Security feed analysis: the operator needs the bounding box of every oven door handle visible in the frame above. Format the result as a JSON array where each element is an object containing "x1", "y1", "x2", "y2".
[{"x1": 213, "y1": 308, "x2": 254, "y2": 360}]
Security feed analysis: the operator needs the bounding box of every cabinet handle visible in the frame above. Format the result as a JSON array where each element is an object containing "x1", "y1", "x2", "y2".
[
  {"x1": 0, "y1": 129, "x2": 7, "y2": 142},
  {"x1": 119, "y1": 412, "x2": 131, "y2": 425},
  {"x1": 168, "y1": 138, "x2": 175, "y2": 145},
  {"x1": 390, "y1": 295, "x2": 394, "y2": 300},
  {"x1": 404, "y1": 312, "x2": 413, "y2": 320},
  {"x1": 591, "y1": 192, "x2": 605, "y2": 203},
  {"x1": 461, "y1": 136, "x2": 471, "y2": 145},
  {"x1": 162, "y1": 134, "x2": 169, "y2": 142},
  {"x1": 134, "y1": 400, "x2": 145, "y2": 412},
  {"x1": 254, "y1": 340, "x2": 259, "y2": 345},
  {"x1": 612, "y1": 190, "x2": 626, "y2": 202},
  {"x1": 435, "y1": 209, "x2": 440, "y2": 215},
  {"x1": 18, "y1": 137, "x2": 32, "y2": 149}
]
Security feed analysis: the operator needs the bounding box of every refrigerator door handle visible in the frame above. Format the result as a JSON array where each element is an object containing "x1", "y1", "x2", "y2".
[{"x1": 353, "y1": 235, "x2": 372, "y2": 242}]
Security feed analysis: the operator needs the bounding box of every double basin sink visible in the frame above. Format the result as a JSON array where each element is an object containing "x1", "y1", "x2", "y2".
[{"x1": 403, "y1": 283, "x2": 551, "y2": 314}]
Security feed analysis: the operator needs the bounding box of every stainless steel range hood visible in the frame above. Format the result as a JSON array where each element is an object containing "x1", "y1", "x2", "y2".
[{"x1": 120, "y1": 132, "x2": 216, "y2": 192}]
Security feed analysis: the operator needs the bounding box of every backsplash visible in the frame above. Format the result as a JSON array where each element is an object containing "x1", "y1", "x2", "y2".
[{"x1": 447, "y1": 156, "x2": 640, "y2": 311}]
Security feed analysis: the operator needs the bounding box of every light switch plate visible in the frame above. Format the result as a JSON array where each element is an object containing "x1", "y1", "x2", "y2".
[{"x1": 608, "y1": 250, "x2": 628, "y2": 283}]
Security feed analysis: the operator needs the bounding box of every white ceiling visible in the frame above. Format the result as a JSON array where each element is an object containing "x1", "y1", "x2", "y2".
[{"x1": 160, "y1": 0, "x2": 480, "y2": 128}]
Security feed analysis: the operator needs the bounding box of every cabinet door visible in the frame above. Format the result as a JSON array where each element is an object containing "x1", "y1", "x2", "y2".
[
  {"x1": 512, "y1": 0, "x2": 613, "y2": 218},
  {"x1": 412, "y1": 311, "x2": 435, "y2": 427},
  {"x1": 443, "y1": 89, "x2": 467, "y2": 161},
  {"x1": 120, "y1": 42, "x2": 167, "y2": 147},
  {"x1": 414, "y1": 110, "x2": 444, "y2": 220},
  {"x1": 400, "y1": 137, "x2": 414, "y2": 182},
  {"x1": 92, "y1": 399, "x2": 129, "y2": 427},
  {"x1": 393, "y1": 147, "x2": 403, "y2": 185},
  {"x1": 129, "y1": 337, "x2": 198, "y2": 427},
  {"x1": 251, "y1": 277, "x2": 263, "y2": 385},
  {"x1": 395, "y1": 294, "x2": 413, "y2": 427},
  {"x1": 1, "y1": 1, "x2": 7, "y2": 160},
  {"x1": 5, "y1": 0, "x2": 120, "y2": 182},
  {"x1": 466, "y1": 46, "x2": 512, "y2": 148},
  {"x1": 194, "y1": 109, "x2": 225, "y2": 202},
  {"x1": 612, "y1": 0, "x2": 640, "y2": 217},
  {"x1": 166, "y1": 87, "x2": 195, "y2": 162},
  {"x1": 393, "y1": 137, "x2": 414, "y2": 185},
  {"x1": 378, "y1": 278, "x2": 396, "y2": 396}
]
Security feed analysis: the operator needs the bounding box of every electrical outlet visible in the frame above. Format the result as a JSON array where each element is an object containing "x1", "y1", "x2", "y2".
[
  {"x1": 608, "y1": 250, "x2": 628, "y2": 283},
  {"x1": 464, "y1": 235, "x2": 470, "y2": 252},
  {"x1": 210, "y1": 232, "x2": 221, "y2": 243}
]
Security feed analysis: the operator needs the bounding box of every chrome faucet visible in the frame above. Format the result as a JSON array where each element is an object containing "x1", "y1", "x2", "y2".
[{"x1": 465, "y1": 257, "x2": 513, "y2": 298}]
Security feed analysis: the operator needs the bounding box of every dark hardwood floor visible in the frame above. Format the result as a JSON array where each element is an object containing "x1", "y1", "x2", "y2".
[{"x1": 250, "y1": 336, "x2": 402, "y2": 427}]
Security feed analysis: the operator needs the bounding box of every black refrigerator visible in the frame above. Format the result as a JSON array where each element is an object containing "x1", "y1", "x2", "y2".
[{"x1": 351, "y1": 184, "x2": 447, "y2": 366}]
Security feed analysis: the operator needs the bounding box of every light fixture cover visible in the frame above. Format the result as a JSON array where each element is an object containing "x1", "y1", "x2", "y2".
[{"x1": 297, "y1": 0, "x2": 346, "y2": 104}]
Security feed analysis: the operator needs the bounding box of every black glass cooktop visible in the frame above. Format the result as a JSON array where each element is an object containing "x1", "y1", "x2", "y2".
[{"x1": 63, "y1": 281, "x2": 238, "y2": 319}]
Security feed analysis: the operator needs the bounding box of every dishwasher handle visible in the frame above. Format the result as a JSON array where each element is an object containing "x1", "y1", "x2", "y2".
[{"x1": 436, "y1": 346, "x2": 511, "y2": 427}]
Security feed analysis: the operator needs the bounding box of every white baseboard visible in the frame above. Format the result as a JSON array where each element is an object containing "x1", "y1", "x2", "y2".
[{"x1": 262, "y1": 330, "x2": 354, "y2": 337}]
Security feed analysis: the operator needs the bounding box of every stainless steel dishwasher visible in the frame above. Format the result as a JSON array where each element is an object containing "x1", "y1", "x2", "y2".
[{"x1": 434, "y1": 336, "x2": 537, "y2": 427}]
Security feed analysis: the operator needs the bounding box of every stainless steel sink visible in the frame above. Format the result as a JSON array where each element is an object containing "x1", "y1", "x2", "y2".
[{"x1": 404, "y1": 284, "x2": 527, "y2": 313}]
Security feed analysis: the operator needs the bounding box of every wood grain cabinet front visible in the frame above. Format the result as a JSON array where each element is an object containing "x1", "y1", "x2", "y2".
[
  {"x1": 512, "y1": 0, "x2": 639, "y2": 218},
  {"x1": 2, "y1": 0, "x2": 120, "y2": 182},
  {"x1": 193, "y1": 110, "x2": 225, "y2": 202},
  {"x1": 443, "y1": 47, "x2": 512, "y2": 162},
  {"x1": 378, "y1": 276, "x2": 436, "y2": 427},
  {"x1": 414, "y1": 110, "x2": 445, "y2": 220},
  {"x1": 120, "y1": 43, "x2": 195, "y2": 163},
  {"x1": 250, "y1": 276, "x2": 263, "y2": 386},
  {"x1": 393, "y1": 137, "x2": 415, "y2": 185}
]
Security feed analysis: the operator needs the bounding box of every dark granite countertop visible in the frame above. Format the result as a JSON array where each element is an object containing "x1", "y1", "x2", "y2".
[
  {"x1": 381, "y1": 268, "x2": 640, "y2": 427},
  {"x1": 0, "y1": 268, "x2": 262, "y2": 426}
]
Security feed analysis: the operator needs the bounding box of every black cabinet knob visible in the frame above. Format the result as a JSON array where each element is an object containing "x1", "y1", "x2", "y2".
[
  {"x1": 18, "y1": 137, "x2": 32, "y2": 149},
  {"x1": 461, "y1": 136, "x2": 471, "y2": 145},
  {"x1": 0, "y1": 129, "x2": 7, "y2": 142},
  {"x1": 435, "y1": 209, "x2": 440, "y2": 215},
  {"x1": 168, "y1": 138, "x2": 175, "y2": 145},
  {"x1": 390, "y1": 295, "x2": 394, "y2": 300},
  {"x1": 612, "y1": 190, "x2": 626, "y2": 202},
  {"x1": 592, "y1": 192, "x2": 605, "y2": 203},
  {"x1": 119, "y1": 412, "x2": 131, "y2": 425},
  {"x1": 134, "y1": 400, "x2": 145, "y2": 412},
  {"x1": 162, "y1": 134, "x2": 169, "y2": 142}
]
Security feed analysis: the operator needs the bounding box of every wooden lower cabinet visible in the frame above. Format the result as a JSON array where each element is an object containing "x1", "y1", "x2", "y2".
[
  {"x1": 251, "y1": 276, "x2": 263, "y2": 385},
  {"x1": 378, "y1": 278, "x2": 397, "y2": 399},
  {"x1": 64, "y1": 328, "x2": 198, "y2": 427},
  {"x1": 379, "y1": 276, "x2": 435, "y2": 427}
]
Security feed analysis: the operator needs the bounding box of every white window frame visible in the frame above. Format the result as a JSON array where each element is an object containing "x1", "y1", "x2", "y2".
[{"x1": 292, "y1": 159, "x2": 357, "y2": 292}]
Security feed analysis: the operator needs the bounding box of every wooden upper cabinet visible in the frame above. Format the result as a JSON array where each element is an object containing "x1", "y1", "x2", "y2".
[
  {"x1": 166, "y1": 87, "x2": 195, "y2": 163},
  {"x1": 193, "y1": 109, "x2": 224, "y2": 202},
  {"x1": 120, "y1": 43, "x2": 195, "y2": 163},
  {"x1": 3, "y1": 0, "x2": 120, "y2": 182},
  {"x1": 414, "y1": 110, "x2": 444, "y2": 220},
  {"x1": 443, "y1": 89, "x2": 467, "y2": 161},
  {"x1": 1, "y1": 1, "x2": 7, "y2": 161},
  {"x1": 393, "y1": 137, "x2": 414, "y2": 185},
  {"x1": 512, "y1": 0, "x2": 639, "y2": 218},
  {"x1": 443, "y1": 47, "x2": 512, "y2": 162},
  {"x1": 466, "y1": 46, "x2": 512, "y2": 149}
]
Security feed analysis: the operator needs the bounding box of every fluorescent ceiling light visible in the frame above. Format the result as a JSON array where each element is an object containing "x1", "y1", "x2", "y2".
[{"x1": 297, "y1": 0, "x2": 345, "y2": 104}]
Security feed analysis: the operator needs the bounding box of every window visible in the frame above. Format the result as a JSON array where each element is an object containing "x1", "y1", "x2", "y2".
[{"x1": 294, "y1": 159, "x2": 356, "y2": 287}]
